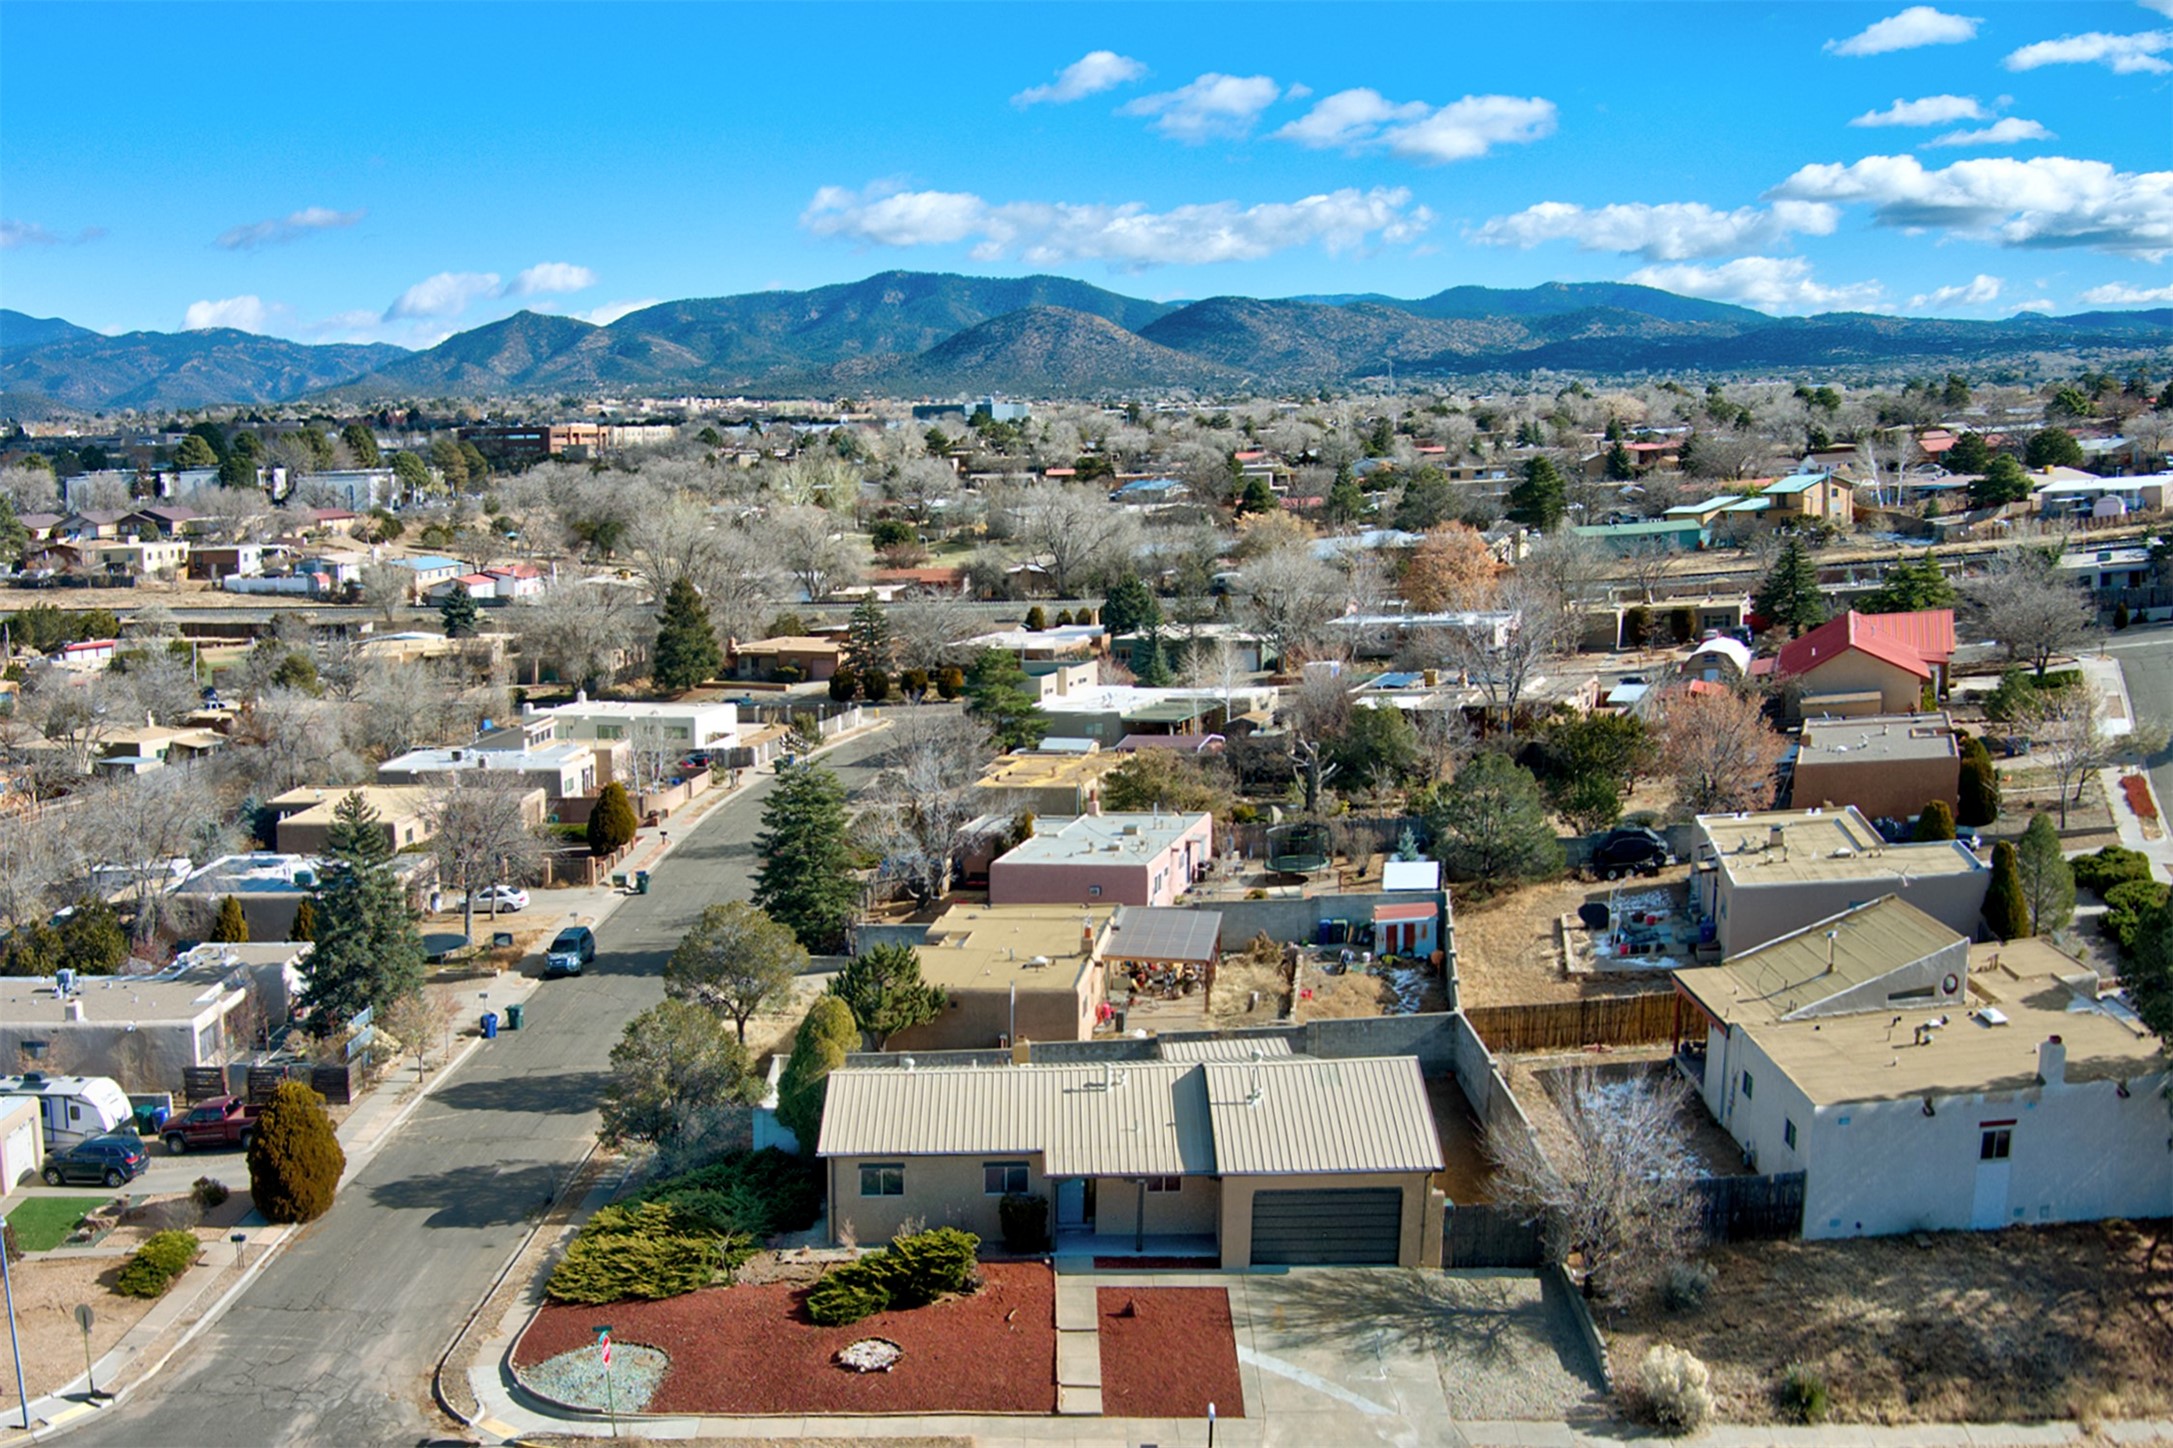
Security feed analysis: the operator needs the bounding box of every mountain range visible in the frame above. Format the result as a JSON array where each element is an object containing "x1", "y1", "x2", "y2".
[{"x1": 4, "y1": 270, "x2": 2170, "y2": 412}]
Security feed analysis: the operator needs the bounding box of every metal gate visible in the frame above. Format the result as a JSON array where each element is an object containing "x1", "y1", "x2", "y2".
[{"x1": 1248, "y1": 1188, "x2": 1402, "y2": 1265}]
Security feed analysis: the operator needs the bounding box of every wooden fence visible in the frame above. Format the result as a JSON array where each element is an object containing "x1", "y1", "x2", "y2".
[
  {"x1": 1692, "y1": 1171, "x2": 1806, "y2": 1243},
  {"x1": 1443, "y1": 1203, "x2": 1547, "y2": 1268},
  {"x1": 1463, "y1": 993, "x2": 1682, "y2": 1055}
]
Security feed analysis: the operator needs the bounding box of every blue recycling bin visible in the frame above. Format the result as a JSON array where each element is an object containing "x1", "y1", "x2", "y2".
[{"x1": 480, "y1": 1011, "x2": 499, "y2": 1039}]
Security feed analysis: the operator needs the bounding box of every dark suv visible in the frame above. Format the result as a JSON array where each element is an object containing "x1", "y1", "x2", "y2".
[
  {"x1": 43, "y1": 1133, "x2": 150, "y2": 1187},
  {"x1": 1591, "y1": 826, "x2": 1673, "y2": 880},
  {"x1": 545, "y1": 925, "x2": 597, "y2": 977}
]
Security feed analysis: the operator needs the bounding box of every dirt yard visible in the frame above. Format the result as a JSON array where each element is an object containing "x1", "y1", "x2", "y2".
[
  {"x1": 1607, "y1": 1220, "x2": 2173, "y2": 1424},
  {"x1": 1096, "y1": 1287, "x2": 1243, "y2": 1419},
  {"x1": 1453, "y1": 866, "x2": 1695, "y2": 1007},
  {"x1": 514, "y1": 1262, "x2": 1056, "y2": 1415}
]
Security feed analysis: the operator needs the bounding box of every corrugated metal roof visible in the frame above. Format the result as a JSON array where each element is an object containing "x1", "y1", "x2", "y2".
[
  {"x1": 817, "y1": 1062, "x2": 1214, "y2": 1177},
  {"x1": 1674, "y1": 896, "x2": 1961, "y2": 1027},
  {"x1": 1156, "y1": 1035, "x2": 1294, "y2": 1062},
  {"x1": 1204, "y1": 1057, "x2": 1444, "y2": 1176}
]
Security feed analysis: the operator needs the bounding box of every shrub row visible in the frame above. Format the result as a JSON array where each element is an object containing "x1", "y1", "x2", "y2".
[
  {"x1": 116, "y1": 1229, "x2": 201, "y2": 1299},
  {"x1": 635, "y1": 1147, "x2": 821, "y2": 1241},
  {"x1": 546, "y1": 1201, "x2": 750, "y2": 1305},
  {"x1": 805, "y1": 1227, "x2": 981, "y2": 1327}
]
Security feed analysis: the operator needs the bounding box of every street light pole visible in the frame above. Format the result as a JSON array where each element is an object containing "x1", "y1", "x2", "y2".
[{"x1": 2, "y1": 1213, "x2": 30, "y2": 1429}]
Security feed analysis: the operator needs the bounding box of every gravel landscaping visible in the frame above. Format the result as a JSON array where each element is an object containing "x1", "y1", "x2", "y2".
[
  {"x1": 515, "y1": 1261, "x2": 1056, "y2": 1415},
  {"x1": 1097, "y1": 1287, "x2": 1243, "y2": 1419},
  {"x1": 522, "y1": 1342, "x2": 671, "y2": 1413}
]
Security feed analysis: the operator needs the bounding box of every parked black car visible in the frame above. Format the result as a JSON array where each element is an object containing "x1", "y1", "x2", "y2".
[
  {"x1": 544, "y1": 925, "x2": 597, "y2": 977},
  {"x1": 42, "y1": 1133, "x2": 150, "y2": 1187},
  {"x1": 1591, "y1": 826, "x2": 1673, "y2": 879}
]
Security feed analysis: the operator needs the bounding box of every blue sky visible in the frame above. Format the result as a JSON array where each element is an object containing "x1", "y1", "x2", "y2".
[{"x1": 3, "y1": 1, "x2": 2169, "y2": 350}]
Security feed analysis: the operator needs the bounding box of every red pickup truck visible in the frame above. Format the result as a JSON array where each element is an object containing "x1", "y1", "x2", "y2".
[{"x1": 162, "y1": 1096, "x2": 261, "y2": 1154}]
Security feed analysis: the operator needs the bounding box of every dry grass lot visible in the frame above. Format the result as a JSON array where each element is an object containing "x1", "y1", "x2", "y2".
[
  {"x1": 1608, "y1": 1220, "x2": 2173, "y2": 1425},
  {"x1": 1452, "y1": 866, "x2": 1692, "y2": 1007}
]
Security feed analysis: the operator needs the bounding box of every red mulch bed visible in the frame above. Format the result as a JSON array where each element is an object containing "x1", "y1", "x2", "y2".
[
  {"x1": 2122, "y1": 773, "x2": 2158, "y2": 821},
  {"x1": 515, "y1": 1263, "x2": 1055, "y2": 1415},
  {"x1": 1096, "y1": 1287, "x2": 1244, "y2": 1419},
  {"x1": 1093, "y1": 1256, "x2": 1221, "y2": 1270}
]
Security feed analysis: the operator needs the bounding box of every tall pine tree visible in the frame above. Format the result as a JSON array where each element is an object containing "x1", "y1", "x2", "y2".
[
  {"x1": 298, "y1": 793, "x2": 425, "y2": 1036},
  {"x1": 1102, "y1": 573, "x2": 1162, "y2": 639},
  {"x1": 1504, "y1": 457, "x2": 1566, "y2": 531},
  {"x1": 651, "y1": 575, "x2": 722, "y2": 694},
  {"x1": 1755, "y1": 536, "x2": 1828, "y2": 636},
  {"x1": 752, "y1": 764, "x2": 860, "y2": 953},
  {"x1": 439, "y1": 585, "x2": 480, "y2": 639},
  {"x1": 843, "y1": 595, "x2": 893, "y2": 677},
  {"x1": 963, "y1": 648, "x2": 1051, "y2": 751}
]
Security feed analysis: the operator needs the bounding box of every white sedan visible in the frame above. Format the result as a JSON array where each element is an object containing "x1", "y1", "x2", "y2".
[{"x1": 460, "y1": 885, "x2": 531, "y2": 913}]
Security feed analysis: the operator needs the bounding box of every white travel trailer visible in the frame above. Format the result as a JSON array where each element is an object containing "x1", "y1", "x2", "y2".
[{"x1": 0, "y1": 1072, "x2": 134, "y2": 1149}]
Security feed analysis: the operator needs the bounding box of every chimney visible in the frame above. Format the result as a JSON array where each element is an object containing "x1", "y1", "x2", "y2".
[
  {"x1": 2038, "y1": 1035, "x2": 2066, "y2": 1086},
  {"x1": 63, "y1": 999, "x2": 84, "y2": 1023}
]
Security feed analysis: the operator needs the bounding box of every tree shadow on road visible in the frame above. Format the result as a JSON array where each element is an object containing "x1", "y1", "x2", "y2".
[
  {"x1": 365, "y1": 1160, "x2": 573, "y2": 1229},
  {"x1": 430, "y1": 1070, "x2": 611, "y2": 1117}
]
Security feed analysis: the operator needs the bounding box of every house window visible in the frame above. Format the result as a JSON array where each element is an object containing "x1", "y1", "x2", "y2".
[
  {"x1": 1087, "y1": 885, "x2": 1102, "y2": 898},
  {"x1": 860, "y1": 1163, "x2": 905, "y2": 1197},
  {"x1": 1143, "y1": 1176, "x2": 1181, "y2": 1193},
  {"x1": 1740, "y1": 1070, "x2": 1754, "y2": 1100},
  {"x1": 1980, "y1": 1128, "x2": 2012, "y2": 1161},
  {"x1": 1782, "y1": 1119, "x2": 1797, "y2": 1149},
  {"x1": 983, "y1": 1161, "x2": 1030, "y2": 1195}
]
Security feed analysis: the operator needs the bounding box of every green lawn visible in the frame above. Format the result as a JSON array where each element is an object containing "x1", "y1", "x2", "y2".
[{"x1": 5, "y1": 1195, "x2": 106, "y2": 1252}]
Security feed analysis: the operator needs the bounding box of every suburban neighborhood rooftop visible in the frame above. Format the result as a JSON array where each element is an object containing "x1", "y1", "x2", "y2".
[
  {"x1": 1674, "y1": 896, "x2": 1963, "y2": 1028},
  {"x1": 1697, "y1": 807, "x2": 1985, "y2": 885}
]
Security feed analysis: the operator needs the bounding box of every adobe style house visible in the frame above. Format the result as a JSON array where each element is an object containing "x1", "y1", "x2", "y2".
[
  {"x1": 1674, "y1": 906, "x2": 2169, "y2": 1239},
  {"x1": 988, "y1": 812, "x2": 1214, "y2": 909},
  {"x1": 1693, "y1": 806, "x2": 1989, "y2": 955},
  {"x1": 888, "y1": 903, "x2": 1116, "y2": 1051},
  {"x1": 817, "y1": 1053, "x2": 1446, "y2": 1268},
  {"x1": 1766, "y1": 609, "x2": 1955, "y2": 720},
  {"x1": 728, "y1": 635, "x2": 842, "y2": 682},
  {"x1": 1789, "y1": 712, "x2": 1962, "y2": 825},
  {"x1": 974, "y1": 742, "x2": 1124, "y2": 815}
]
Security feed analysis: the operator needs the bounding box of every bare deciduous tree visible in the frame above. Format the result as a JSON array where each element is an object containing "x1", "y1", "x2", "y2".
[
  {"x1": 1487, "y1": 1065, "x2": 1702, "y2": 1301},
  {"x1": 1009, "y1": 483, "x2": 1139, "y2": 598},
  {"x1": 426, "y1": 773, "x2": 546, "y2": 942},
  {"x1": 1439, "y1": 585, "x2": 1570, "y2": 737},
  {"x1": 1658, "y1": 686, "x2": 1785, "y2": 815},
  {"x1": 855, "y1": 711, "x2": 1000, "y2": 909},
  {"x1": 764, "y1": 504, "x2": 861, "y2": 603},
  {"x1": 512, "y1": 579, "x2": 641, "y2": 692},
  {"x1": 80, "y1": 770, "x2": 223, "y2": 942},
  {"x1": 2025, "y1": 684, "x2": 2164, "y2": 829},
  {"x1": 889, "y1": 593, "x2": 979, "y2": 672},
  {"x1": 1239, "y1": 543, "x2": 1343, "y2": 667},
  {"x1": 1965, "y1": 548, "x2": 2095, "y2": 676}
]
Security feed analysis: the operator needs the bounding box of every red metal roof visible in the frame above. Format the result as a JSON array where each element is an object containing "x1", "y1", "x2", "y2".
[
  {"x1": 1773, "y1": 610, "x2": 1953, "y2": 682},
  {"x1": 1858, "y1": 607, "x2": 1955, "y2": 664},
  {"x1": 1373, "y1": 901, "x2": 1436, "y2": 922}
]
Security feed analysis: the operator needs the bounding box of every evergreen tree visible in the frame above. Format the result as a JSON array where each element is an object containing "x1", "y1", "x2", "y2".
[
  {"x1": 1603, "y1": 442, "x2": 1636, "y2": 481},
  {"x1": 1983, "y1": 841, "x2": 2031, "y2": 941},
  {"x1": 1968, "y1": 455, "x2": 2033, "y2": 509},
  {"x1": 391, "y1": 451, "x2": 431, "y2": 498},
  {"x1": 298, "y1": 793, "x2": 425, "y2": 1037},
  {"x1": 439, "y1": 585, "x2": 480, "y2": 639},
  {"x1": 1754, "y1": 537, "x2": 1828, "y2": 636},
  {"x1": 586, "y1": 781, "x2": 638, "y2": 857},
  {"x1": 1957, "y1": 737, "x2": 2000, "y2": 827},
  {"x1": 1102, "y1": 573, "x2": 1162, "y2": 639},
  {"x1": 246, "y1": 1080, "x2": 346, "y2": 1224},
  {"x1": 843, "y1": 595, "x2": 893, "y2": 677},
  {"x1": 217, "y1": 451, "x2": 257, "y2": 489},
  {"x1": 173, "y1": 433, "x2": 219, "y2": 469},
  {"x1": 2016, "y1": 812, "x2": 2075, "y2": 936},
  {"x1": 651, "y1": 575, "x2": 722, "y2": 694},
  {"x1": 828, "y1": 667, "x2": 860, "y2": 703},
  {"x1": 210, "y1": 895, "x2": 250, "y2": 943},
  {"x1": 1390, "y1": 468, "x2": 1456, "y2": 532},
  {"x1": 752, "y1": 763, "x2": 859, "y2": 952},
  {"x1": 962, "y1": 648, "x2": 1050, "y2": 751},
  {"x1": 2120, "y1": 896, "x2": 2173, "y2": 1044},
  {"x1": 1913, "y1": 800, "x2": 1956, "y2": 841},
  {"x1": 1862, "y1": 552, "x2": 1957, "y2": 613},
  {"x1": 776, "y1": 995, "x2": 859, "y2": 1151},
  {"x1": 1948, "y1": 432, "x2": 1993, "y2": 475},
  {"x1": 1424, "y1": 752, "x2": 1565, "y2": 885},
  {"x1": 340, "y1": 423, "x2": 380, "y2": 467},
  {"x1": 828, "y1": 942, "x2": 946, "y2": 1049},
  {"x1": 1023, "y1": 605, "x2": 1048, "y2": 632},
  {"x1": 289, "y1": 896, "x2": 317, "y2": 942},
  {"x1": 1504, "y1": 456, "x2": 1566, "y2": 531},
  {"x1": 0, "y1": 495, "x2": 25, "y2": 562},
  {"x1": 2022, "y1": 427, "x2": 2084, "y2": 470},
  {"x1": 1234, "y1": 474, "x2": 1278, "y2": 516},
  {"x1": 1130, "y1": 627, "x2": 1174, "y2": 686},
  {"x1": 1324, "y1": 461, "x2": 1370, "y2": 524}
]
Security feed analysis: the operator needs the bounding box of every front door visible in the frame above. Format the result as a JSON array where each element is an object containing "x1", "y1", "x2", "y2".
[
  {"x1": 1055, "y1": 1177, "x2": 1091, "y2": 1229},
  {"x1": 1970, "y1": 1125, "x2": 2013, "y2": 1229}
]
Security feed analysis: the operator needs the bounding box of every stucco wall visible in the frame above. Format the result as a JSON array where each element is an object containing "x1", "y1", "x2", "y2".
[
  {"x1": 1791, "y1": 756, "x2": 1960, "y2": 824},
  {"x1": 1795, "y1": 653, "x2": 1922, "y2": 716},
  {"x1": 1715, "y1": 868, "x2": 1987, "y2": 954},
  {"x1": 988, "y1": 859, "x2": 1153, "y2": 907},
  {"x1": 1216, "y1": 1171, "x2": 1434, "y2": 1268},
  {"x1": 828, "y1": 1152, "x2": 1049, "y2": 1245},
  {"x1": 1092, "y1": 1173, "x2": 1220, "y2": 1239},
  {"x1": 887, "y1": 965, "x2": 1102, "y2": 1051}
]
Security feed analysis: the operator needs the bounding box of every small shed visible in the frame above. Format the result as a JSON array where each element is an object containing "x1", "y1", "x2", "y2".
[{"x1": 1373, "y1": 899, "x2": 1439, "y2": 959}]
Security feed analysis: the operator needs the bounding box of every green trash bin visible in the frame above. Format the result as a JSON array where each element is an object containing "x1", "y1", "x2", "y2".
[
  {"x1": 611, "y1": 872, "x2": 628, "y2": 890},
  {"x1": 635, "y1": 870, "x2": 650, "y2": 894},
  {"x1": 506, "y1": 1003, "x2": 524, "y2": 1031}
]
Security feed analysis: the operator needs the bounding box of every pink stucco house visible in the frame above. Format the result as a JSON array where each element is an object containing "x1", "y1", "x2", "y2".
[{"x1": 987, "y1": 811, "x2": 1215, "y2": 908}]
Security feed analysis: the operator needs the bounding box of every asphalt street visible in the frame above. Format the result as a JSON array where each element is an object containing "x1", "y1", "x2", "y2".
[
  {"x1": 2098, "y1": 622, "x2": 2173, "y2": 823},
  {"x1": 65, "y1": 726, "x2": 895, "y2": 1448}
]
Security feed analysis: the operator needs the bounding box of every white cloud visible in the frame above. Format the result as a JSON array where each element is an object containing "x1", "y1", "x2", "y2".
[
  {"x1": 3, "y1": 219, "x2": 105, "y2": 248},
  {"x1": 573, "y1": 298, "x2": 662, "y2": 326},
  {"x1": 801, "y1": 182, "x2": 1432, "y2": 268},
  {"x1": 2011, "y1": 298, "x2": 2058, "y2": 314},
  {"x1": 1624, "y1": 256, "x2": 1883, "y2": 313},
  {"x1": 1768, "y1": 154, "x2": 2173, "y2": 257},
  {"x1": 1274, "y1": 89, "x2": 1556, "y2": 163},
  {"x1": 1013, "y1": 50, "x2": 1146, "y2": 106},
  {"x1": 2005, "y1": 29, "x2": 2173, "y2": 74},
  {"x1": 2143, "y1": 0, "x2": 2173, "y2": 17},
  {"x1": 214, "y1": 206, "x2": 363, "y2": 251},
  {"x1": 1827, "y1": 6, "x2": 1981, "y2": 56},
  {"x1": 1119, "y1": 73, "x2": 1285, "y2": 141},
  {"x1": 1470, "y1": 199, "x2": 1838, "y2": 261},
  {"x1": 1849, "y1": 95, "x2": 1988, "y2": 127},
  {"x1": 506, "y1": 262, "x2": 598, "y2": 297},
  {"x1": 384, "y1": 271, "x2": 503, "y2": 320},
  {"x1": 2077, "y1": 280, "x2": 2173, "y2": 304},
  {"x1": 183, "y1": 295, "x2": 276, "y2": 332},
  {"x1": 1907, "y1": 274, "x2": 2003, "y2": 309},
  {"x1": 1926, "y1": 118, "x2": 2053, "y2": 148}
]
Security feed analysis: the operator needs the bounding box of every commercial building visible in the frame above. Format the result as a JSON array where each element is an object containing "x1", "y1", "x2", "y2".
[
  {"x1": 817, "y1": 1053, "x2": 1445, "y2": 1268},
  {"x1": 989, "y1": 812, "x2": 1214, "y2": 909},
  {"x1": 1693, "y1": 806, "x2": 1989, "y2": 956},
  {"x1": 1674, "y1": 910, "x2": 2169, "y2": 1238},
  {"x1": 1789, "y1": 712, "x2": 1962, "y2": 825},
  {"x1": 459, "y1": 423, "x2": 608, "y2": 465}
]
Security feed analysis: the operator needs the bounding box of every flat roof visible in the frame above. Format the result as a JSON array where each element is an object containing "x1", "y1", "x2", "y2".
[
  {"x1": 1796, "y1": 713, "x2": 1960, "y2": 767},
  {"x1": 976, "y1": 752, "x2": 1122, "y2": 793},
  {"x1": 0, "y1": 972, "x2": 243, "y2": 1025},
  {"x1": 997, "y1": 812, "x2": 1209, "y2": 868},
  {"x1": 1743, "y1": 969, "x2": 2160, "y2": 1106},
  {"x1": 271, "y1": 783, "x2": 438, "y2": 822},
  {"x1": 1698, "y1": 807, "x2": 1985, "y2": 885},
  {"x1": 1105, "y1": 906, "x2": 1223, "y2": 965},
  {"x1": 380, "y1": 742, "x2": 588, "y2": 772},
  {"x1": 533, "y1": 699, "x2": 737, "y2": 719},
  {"x1": 1675, "y1": 896, "x2": 1963, "y2": 1028},
  {"x1": 917, "y1": 903, "x2": 1114, "y2": 995}
]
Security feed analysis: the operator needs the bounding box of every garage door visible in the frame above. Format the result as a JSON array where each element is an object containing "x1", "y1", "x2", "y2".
[{"x1": 1248, "y1": 1188, "x2": 1402, "y2": 1265}]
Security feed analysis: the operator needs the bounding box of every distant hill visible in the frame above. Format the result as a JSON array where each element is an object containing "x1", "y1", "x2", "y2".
[{"x1": 4, "y1": 270, "x2": 2168, "y2": 408}]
